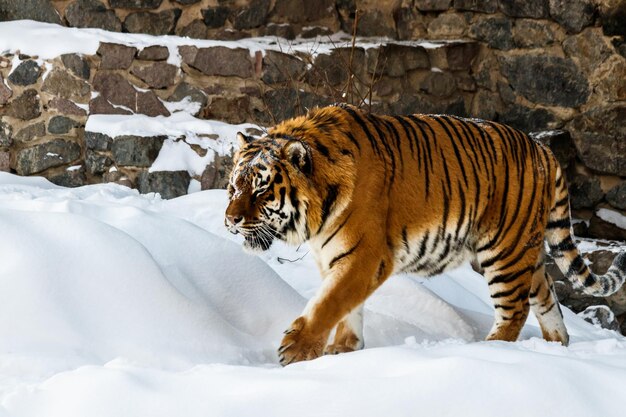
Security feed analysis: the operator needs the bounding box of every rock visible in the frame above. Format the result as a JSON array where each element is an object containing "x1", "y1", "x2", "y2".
[
  {"x1": 167, "y1": 82, "x2": 208, "y2": 116},
  {"x1": 202, "y1": 6, "x2": 229, "y2": 28},
  {"x1": 264, "y1": 23, "x2": 296, "y2": 40},
  {"x1": 599, "y1": 0, "x2": 626, "y2": 36},
  {"x1": 48, "y1": 97, "x2": 88, "y2": 116},
  {"x1": 607, "y1": 183, "x2": 626, "y2": 210},
  {"x1": 595, "y1": 56, "x2": 626, "y2": 102},
  {"x1": 85, "y1": 150, "x2": 112, "y2": 175},
  {"x1": 307, "y1": 47, "x2": 365, "y2": 87},
  {"x1": 7, "y1": 60, "x2": 41, "y2": 86},
  {"x1": 178, "y1": 45, "x2": 198, "y2": 64},
  {"x1": 572, "y1": 221, "x2": 589, "y2": 238},
  {"x1": 549, "y1": 0, "x2": 595, "y2": 33},
  {"x1": 41, "y1": 69, "x2": 91, "y2": 102},
  {"x1": 356, "y1": 9, "x2": 397, "y2": 38},
  {"x1": 568, "y1": 175, "x2": 604, "y2": 209},
  {"x1": 177, "y1": 19, "x2": 208, "y2": 39},
  {"x1": 230, "y1": 0, "x2": 270, "y2": 30},
  {"x1": 512, "y1": 19, "x2": 557, "y2": 48},
  {"x1": 4, "y1": 89, "x2": 41, "y2": 120},
  {"x1": 394, "y1": 6, "x2": 427, "y2": 40},
  {"x1": 65, "y1": 0, "x2": 122, "y2": 31},
  {"x1": 427, "y1": 13, "x2": 467, "y2": 38},
  {"x1": 136, "y1": 91, "x2": 170, "y2": 117},
  {"x1": 214, "y1": 28, "x2": 249, "y2": 41},
  {"x1": 415, "y1": 0, "x2": 452, "y2": 11},
  {"x1": 201, "y1": 154, "x2": 234, "y2": 190},
  {"x1": 569, "y1": 105, "x2": 626, "y2": 176},
  {"x1": 500, "y1": 55, "x2": 589, "y2": 107},
  {"x1": 97, "y1": 43, "x2": 137, "y2": 70},
  {"x1": 138, "y1": 170, "x2": 191, "y2": 199},
  {"x1": 614, "y1": 38, "x2": 626, "y2": 59},
  {"x1": 92, "y1": 72, "x2": 170, "y2": 116},
  {"x1": 203, "y1": 96, "x2": 250, "y2": 124},
  {"x1": 473, "y1": 53, "x2": 498, "y2": 90},
  {"x1": 0, "y1": 0, "x2": 62, "y2": 24},
  {"x1": 259, "y1": 89, "x2": 333, "y2": 124},
  {"x1": 446, "y1": 42, "x2": 479, "y2": 70},
  {"x1": 389, "y1": 92, "x2": 466, "y2": 116},
  {"x1": 48, "y1": 116, "x2": 79, "y2": 134},
  {"x1": 131, "y1": 62, "x2": 178, "y2": 89},
  {"x1": 185, "y1": 47, "x2": 253, "y2": 78},
  {"x1": 336, "y1": 0, "x2": 356, "y2": 33},
  {"x1": 563, "y1": 28, "x2": 612, "y2": 75},
  {"x1": 498, "y1": 103, "x2": 556, "y2": 131},
  {"x1": 444, "y1": 98, "x2": 467, "y2": 116},
  {"x1": 111, "y1": 135, "x2": 166, "y2": 167},
  {"x1": 61, "y1": 53, "x2": 91, "y2": 80},
  {"x1": 14, "y1": 121, "x2": 46, "y2": 142},
  {"x1": 272, "y1": 0, "x2": 336, "y2": 23},
  {"x1": 15, "y1": 139, "x2": 82, "y2": 175},
  {"x1": 85, "y1": 131, "x2": 113, "y2": 151},
  {"x1": 0, "y1": 120, "x2": 12, "y2": 147},
  {"x1": 103, "y1": 170, "x2": 133, "y2": 188},
  {"x1": 588, "y1": 208, "x2": 626, "y2": 241},
  {"x1": 0, "y1": 74, "x2": 12, "y2": 105},
  {"x1": 137, "y1": 46, "x2": 169, "y2": 61},
  {"x1": 109, "y1": 0, "x2": 163, "y2": 8},
  {"x1": 262, "y1": 50, "x2": 307, "y2": 84},
  {"x1": 50, "y1": 168, "x2": 87, "y2": 188},
  {"x1": 0, "y1": 151, "x2": 9, "y2": 172},
  {"x1": 124, "y1": 9, "x2": 182, "y2": 35},
  {"x1": 172, "y1": 0, "x2": 201, "y2": 4},
  {"x1": 421, "y1": 71, "x2": 457, "y2": 97},
  {"x1": 470, "y1": 90, "x2": 501, "y2": 120},
  {"x1": 374, "y1": 76, "x2": 404, "y2": 97},
  {"x1": 367, "y1": 44, "x2": 430, "y2": 77},
  {"x1": 587, "y1": 250, "x2": 618, "y2": 275},
  {"x1": 93, "y1": 72, "x2": 137, "y2": 110},
  {"x1": 453, "y1": 0, "x2": 497, "y2": 12},
  {"x1": 500, "y1": 0, "x2": 549, "y2": 18},
  {"x1": 89, "y1": 95, "x2": 133, "y2": 115},
  {"x1": 578, "y1": 305, "x2": 620, "y2": 331},
  {"x1": 469, "y1": 16, "x2": 514, "y2": 50},
  {"x1": 300, "y1": 26, "x2": 333, "y2": 38},
  {"x1": 528, "y1": 130, "x2": 576, "y2": 170}
]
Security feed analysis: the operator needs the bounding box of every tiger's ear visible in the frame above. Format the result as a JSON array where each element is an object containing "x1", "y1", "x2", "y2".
[
  {"x1": 284, "y1": 141, "x2": 312, "y2": 175},
  {"x1": 236, "y1": 132, "x2": 254, "y2": 148}
]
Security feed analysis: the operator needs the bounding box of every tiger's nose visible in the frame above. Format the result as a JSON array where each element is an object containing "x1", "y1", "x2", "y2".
[{"x1": 226, "y1": 214, "x2": 244, "y2": 226}]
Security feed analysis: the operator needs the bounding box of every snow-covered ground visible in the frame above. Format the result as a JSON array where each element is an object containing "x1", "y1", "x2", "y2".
[{"x1": 0, "y1": 172, "x2": 625, "y2": 417}]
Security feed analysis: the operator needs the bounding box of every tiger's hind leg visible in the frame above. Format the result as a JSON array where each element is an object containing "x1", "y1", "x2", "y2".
[
  {"x1": 324, "y1": 304, "x2": 364, "y2": 355},
  {"x1": 530, "y1": 253, "x2": 569, "y2": 345},
  {"x1": 478, "y1": 248, "x2": 538, "y2": 342}
]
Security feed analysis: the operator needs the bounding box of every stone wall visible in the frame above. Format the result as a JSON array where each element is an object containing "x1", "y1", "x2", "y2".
[{"x1": 0, "y1": 0, "x2": 624, "y2": 240}]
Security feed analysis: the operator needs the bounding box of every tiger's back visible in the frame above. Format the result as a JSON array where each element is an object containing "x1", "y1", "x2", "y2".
[{"x1": 225, "y1": 104, "x2": 626, "y2": 365}]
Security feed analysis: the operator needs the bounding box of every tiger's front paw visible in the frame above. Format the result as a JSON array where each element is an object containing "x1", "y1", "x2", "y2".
[{"x1": 278, "y1": 317, "x2": 327, "y2": 366}]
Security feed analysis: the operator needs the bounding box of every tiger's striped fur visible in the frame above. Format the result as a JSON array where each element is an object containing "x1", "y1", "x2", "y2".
[{"x1": 224, "y1": 104, "x2": 626, "y2": 365}]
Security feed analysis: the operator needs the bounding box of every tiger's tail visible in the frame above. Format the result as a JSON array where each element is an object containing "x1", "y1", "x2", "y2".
[{"x1": 545, "y1": 166, "x2": 626, "y2": 297}]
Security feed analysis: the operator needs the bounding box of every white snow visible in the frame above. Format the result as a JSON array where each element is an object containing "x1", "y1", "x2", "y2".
[
  {"x1": 0, "y1": 172, "x2": 624, "y2": 417},
  {"x1": 86, "y1": 113, "x2": 260, "y2": 176},
  {"x1": 0, "y1": 20, "x2": 449, "y2": 64},
  {"x1": 597, "y1": 208, "x2": 626, "y2": 230}
]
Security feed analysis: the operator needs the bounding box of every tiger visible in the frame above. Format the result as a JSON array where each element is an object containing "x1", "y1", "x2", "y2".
[{"x1": 224, "y1": 103, "x2": 626, "y2": 366}]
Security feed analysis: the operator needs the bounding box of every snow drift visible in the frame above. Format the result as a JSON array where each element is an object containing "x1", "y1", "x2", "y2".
[{"x1": 0, "y1": 172, "x2": 624, "y2": 417}]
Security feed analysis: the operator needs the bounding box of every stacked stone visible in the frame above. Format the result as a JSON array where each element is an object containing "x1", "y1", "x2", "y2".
[
  {"x1": 0, "y1": 0, "x2": 624, "y2": 228},
  {"x1": 0, "y1": 52, "x2": 87, "y2": 186}
]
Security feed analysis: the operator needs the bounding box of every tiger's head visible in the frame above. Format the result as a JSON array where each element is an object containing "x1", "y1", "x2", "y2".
[{"x1": 225, "y1": 132, "x2": 313, "y2": 253}]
